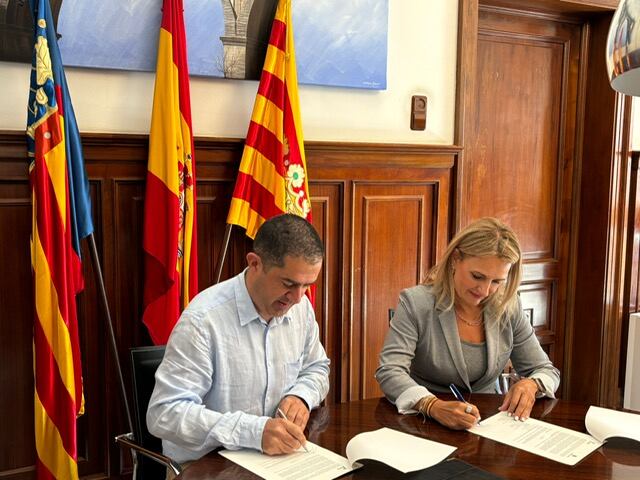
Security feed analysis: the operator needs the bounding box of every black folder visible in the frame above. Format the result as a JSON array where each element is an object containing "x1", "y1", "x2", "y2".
[{"x1": 353, "y1": 458, "x2": 504, "y2": 479}]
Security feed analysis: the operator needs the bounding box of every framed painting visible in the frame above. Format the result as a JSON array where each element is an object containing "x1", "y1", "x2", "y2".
[{"x1": 0, "y1": 0, "x2": 388, "y2": 90}]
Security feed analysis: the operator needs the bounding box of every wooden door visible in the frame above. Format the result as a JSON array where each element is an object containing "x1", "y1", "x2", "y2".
[
  {"x1": 352, "y1": 183, "x2": 436, "y2": 399},
  {"x1": 460, "y1": 4, "x2": 584, "y2": 376}
]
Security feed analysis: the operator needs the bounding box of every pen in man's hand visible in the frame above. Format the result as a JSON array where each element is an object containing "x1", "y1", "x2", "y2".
[{"x1": 276, "y1": 408, "x2": 309, "y2": 452}]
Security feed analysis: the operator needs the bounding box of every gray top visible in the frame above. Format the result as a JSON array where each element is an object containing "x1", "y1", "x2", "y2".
[
  {"x1": 461, "y1": 340, "x2": 487, "y2": 384},
  {"x1": 375, "y1": 285, "x2": 560, "y2": 414}
]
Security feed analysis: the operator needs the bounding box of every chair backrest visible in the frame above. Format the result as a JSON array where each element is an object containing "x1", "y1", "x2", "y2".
[
  {"x1": 130, "y1": 345, "x2": 166, "y2": 479},
  {"x1": 388, "y1": 308, "x2": 395, "y2": 324}
]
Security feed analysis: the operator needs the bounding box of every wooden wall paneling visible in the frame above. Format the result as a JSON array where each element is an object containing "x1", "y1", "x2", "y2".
[
  {"x1": 569, "y1": 13, "x2": 632, "y2": 407},
  {"x1": 308, "y1": 182, "x2": 343, "y2": 404},
  {"x1": 0, "y1": 132, "x2": 458, "y2": 477},
  {"x1": 191, "y1": 179, "x2": 255, "y2": 291},
  {"x1": 87, "y1": 160, "x2": 147, "y2": 478},
  {"x1": 76, "y1": 181, "x2": 109, "y2": 477},
  {"x1": 193, "y1": 138, "x2": 252, "y2": 286},
  {"x1": 517, "y1": 281, "x2": 557, "y2": 358},
  {"x1": 455, "y1": 0, "x2": 479, "y2": 231},
  {"x1": 468, "y1": 7, "x2": 580, "y2": 252},
  {"x1": 351, "y1": 181, "x2": 440, "y2": 400},
  {"x1": 0, "y1": 176, "x2": 35, "y2": 479},
  {"x1": 484, "y1": 0, "x2": 618, "y2": 13},
  {"x1": 306, "y1": 143, "x2": 458, "y2": 402}
]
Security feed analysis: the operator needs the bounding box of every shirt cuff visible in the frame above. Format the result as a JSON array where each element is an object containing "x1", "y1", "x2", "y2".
[
  {"x1": 225, "y1": 414, "x2": 269, "y2": 452},
  {"x1": 395, "y1": 385, "x2": 432, "y2": 414},
  {"x1": 529, "y1": 373, "x2": 555, "y2": 399},
  {"x1": 286, "y1": 385, "x2": 317, "y2": 410}
]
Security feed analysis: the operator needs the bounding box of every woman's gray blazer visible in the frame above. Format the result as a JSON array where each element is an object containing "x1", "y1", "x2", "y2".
[{"x1": 375, "y1": 285, "x2": 560, "y2": 413}]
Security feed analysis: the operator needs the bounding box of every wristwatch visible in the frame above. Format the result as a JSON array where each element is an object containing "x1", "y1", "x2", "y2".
[{"x1": 531, "y1": 377, "x2": 545, "y2": 393}]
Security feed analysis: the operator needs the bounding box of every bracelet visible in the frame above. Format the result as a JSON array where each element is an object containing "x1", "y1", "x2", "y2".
[
  {"x1": 426, "y1": 397, "x2": 440, "y2": 418},
  {"x1": 418, "y1": 395, "x2": 439, "y2": 418}
]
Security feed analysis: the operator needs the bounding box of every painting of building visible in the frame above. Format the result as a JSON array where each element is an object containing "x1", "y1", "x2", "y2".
[
  {"x1": 219, "y1": 0, "x2": 278, "y2": 79},
  {"x1": 0, "y1": 0, "x2": 388, "y2": 90}
]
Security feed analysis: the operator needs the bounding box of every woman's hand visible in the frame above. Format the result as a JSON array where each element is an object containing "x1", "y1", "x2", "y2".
[
  {"x1": 498, "y1": 377, "x2": 538, "y2": 420},
  {"x1": 430, "y1": 399, "x2": 481, "y2": 430}
]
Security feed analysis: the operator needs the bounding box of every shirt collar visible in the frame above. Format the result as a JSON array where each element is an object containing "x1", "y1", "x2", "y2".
[{"x1": 234, "y1": 269, "x2": 291, "y2": 327}]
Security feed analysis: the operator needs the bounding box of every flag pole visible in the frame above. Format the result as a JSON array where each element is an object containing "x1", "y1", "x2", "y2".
[
  {"x1": 87, "y1": 233, "x2": 134, "y2": 434},
  {"x1": 214, "y1": 223, "x2": 234, "y2": 285}
]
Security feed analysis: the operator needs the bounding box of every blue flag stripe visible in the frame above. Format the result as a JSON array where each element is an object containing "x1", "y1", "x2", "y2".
[{"x1": 27, "y1": 0, "x2": 94, "y2": 256}]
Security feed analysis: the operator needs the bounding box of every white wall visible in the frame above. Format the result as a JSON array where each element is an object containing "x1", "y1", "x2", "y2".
[{"x1": 0, "y1": 0, "x2": 459, "y2": 145}]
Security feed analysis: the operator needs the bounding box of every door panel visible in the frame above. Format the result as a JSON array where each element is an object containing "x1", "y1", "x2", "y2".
[{"x1": 462, "y1": 5, "x2": 583, "y2": 378}]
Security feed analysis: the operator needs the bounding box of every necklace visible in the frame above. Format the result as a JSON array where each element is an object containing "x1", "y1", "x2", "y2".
[{"x1": 455, "y1": 308, "x2": 483, "y2": 327}]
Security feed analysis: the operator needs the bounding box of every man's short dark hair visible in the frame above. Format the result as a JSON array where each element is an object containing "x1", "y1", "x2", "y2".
[{"x1": 253, "y1": 214, "x2": 324, "y2": 268}]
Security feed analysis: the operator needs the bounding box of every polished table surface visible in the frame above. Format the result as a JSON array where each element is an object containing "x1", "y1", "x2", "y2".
[{"x1": 176, "y1": 395, "x2": 640, "y2": 480}]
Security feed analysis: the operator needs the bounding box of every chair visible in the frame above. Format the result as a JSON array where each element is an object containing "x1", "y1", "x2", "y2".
[
  {"x1": 388, "y1": 308, "x2": 395, "y2": 324},
  {"x1": 115, "y1": 345, "x2": 182, "y2": 479},
  {"x1": 495, "y1": 361, "x2": 520, "y2": 395}
]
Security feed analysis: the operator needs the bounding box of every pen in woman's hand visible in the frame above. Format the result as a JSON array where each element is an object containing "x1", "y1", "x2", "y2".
[
  {"x1": 449, "y1": 384, "x2": 478, "y2": 418},
  {"x1": 449, "y1": 384, "x2": 467, "y2": 403},
  {"x1": 277, "y1": 408, "x2": 309, "y2": 452}
]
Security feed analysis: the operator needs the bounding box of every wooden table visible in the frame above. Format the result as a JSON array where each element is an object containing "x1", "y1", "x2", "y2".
[{"x1": 176, "y1": 395, "x2": 640, "y2": 479}]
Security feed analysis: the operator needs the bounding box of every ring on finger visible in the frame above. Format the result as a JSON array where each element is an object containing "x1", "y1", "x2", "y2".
[{"x1": 465, "y1": 405, "x2": 473, "y2": 414}]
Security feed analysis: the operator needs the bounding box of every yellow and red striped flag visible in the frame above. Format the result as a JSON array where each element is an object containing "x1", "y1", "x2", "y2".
[
  {"x1": 143, "y1": 0, "x2": 198, "y2": 345},
  {"x1": 227, "y1": 0, "x2": 312, "y2": 239},
  {"x1": 27, "y1": 0, "x2": 94, "y2": 478}
]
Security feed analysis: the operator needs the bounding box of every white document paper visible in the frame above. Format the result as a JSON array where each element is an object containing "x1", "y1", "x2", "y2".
[
  {"x1": 585, "y1": 406, "x2": 640, "y2": 443},
  {"x1": 219, "y1": 427, "x2": 457, "y2": 479},
  {"x1": 345, "y1": 427, "x2": 456, "y2": 473},
  {"x1": 219, "y1": 442, "x2": 358, "y2": 480},
  {"x1": 468, "y1": 411, "x2": 602, "y2": 466}
]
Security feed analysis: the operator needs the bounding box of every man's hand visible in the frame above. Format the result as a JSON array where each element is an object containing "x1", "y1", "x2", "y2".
[
  {"x1": 498, "y1": 377, "x2": 538, "y2": 421},
  {"x1": 430, "y1": 400, "x2": 481, "y2": 430},
  {"x1": 277, "y1": 395, "x2": 310, "y2": 429},
  {"x1": 262, "y1": 418, "x2": 307, "y2": 455}
]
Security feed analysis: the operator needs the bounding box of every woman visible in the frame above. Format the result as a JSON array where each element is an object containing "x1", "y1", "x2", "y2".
[{"x1": 375, "y1": 217, "x2": 560, "y2": 430}]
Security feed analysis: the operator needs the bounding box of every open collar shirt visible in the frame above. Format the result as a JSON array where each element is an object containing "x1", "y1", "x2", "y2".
[{"x1": 146, "y1": 270, "x2": 330, "y2": 463}]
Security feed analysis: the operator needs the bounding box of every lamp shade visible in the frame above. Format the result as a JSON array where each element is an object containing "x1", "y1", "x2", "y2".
[{"x1": 607, "y1": 0, "x2": 640, "y2": 95}]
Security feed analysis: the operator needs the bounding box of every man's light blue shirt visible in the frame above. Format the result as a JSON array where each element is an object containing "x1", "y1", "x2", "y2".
[{"x1": 146, "y1": 270, "x2": 330, "y2": 463}]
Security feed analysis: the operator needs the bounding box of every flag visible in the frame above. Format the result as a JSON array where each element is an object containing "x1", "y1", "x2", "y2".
[
  {"x1": 27, "y1": 0, "x2": 94, "y2": 478},
  {"x1": 226, "y1": 0, "x2": 312, "y2": 239},
  {"x1": 143, "y1": 0, "x2": 198, "y2": 345}
]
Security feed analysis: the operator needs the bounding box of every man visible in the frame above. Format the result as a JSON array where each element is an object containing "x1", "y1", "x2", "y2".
[{"x1": 147, "y1": 214, "x2": 330, "y2": 472}]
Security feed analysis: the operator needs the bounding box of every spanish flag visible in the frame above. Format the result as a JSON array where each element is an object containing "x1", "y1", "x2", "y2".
[
  {"x1": 27, "y1": 0, "x2": 94, "y2": 478},
  {"x1": 227, "y1": 0, "x2": 312, "y2": 239},
  {"x1": 143, "y1": 0, "x2": 198, "y2": 345}
]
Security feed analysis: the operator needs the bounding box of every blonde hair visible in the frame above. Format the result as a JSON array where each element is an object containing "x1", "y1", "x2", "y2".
[{"x1": 425, "y1": 217, "x2": 522, "y2": 326}]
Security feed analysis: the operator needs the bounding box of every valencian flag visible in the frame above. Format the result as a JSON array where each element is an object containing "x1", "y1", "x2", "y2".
[
  {"x1": 27, "y1": 0, "x2": 94, "y2": 478},
  {"x1": 143, "y1": 0, "x2": 198, "y2": 345},
  {"x1": 227, "y1": 0, "x2": 312, "y2": 238}
]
